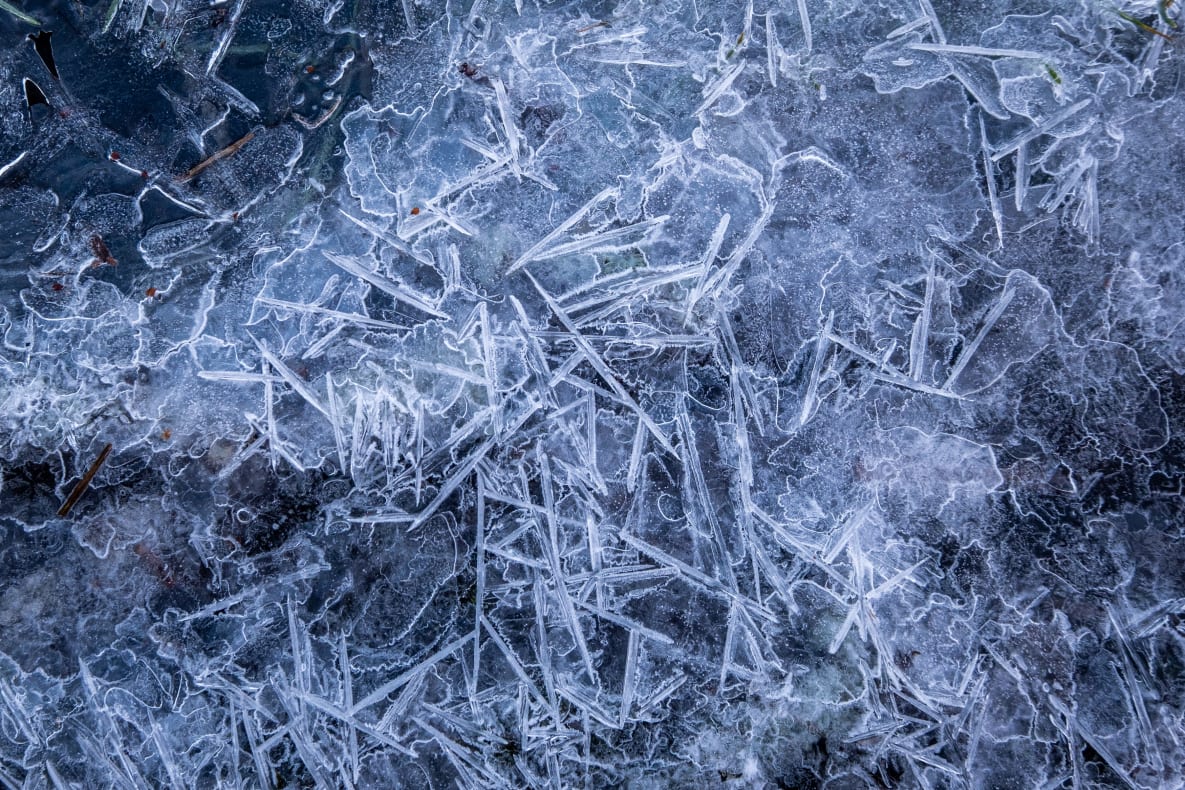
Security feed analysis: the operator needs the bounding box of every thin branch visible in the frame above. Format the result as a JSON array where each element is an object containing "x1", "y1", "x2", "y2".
[{"x1": 58, "y1": 443, "x2": 112, "y2": 517}]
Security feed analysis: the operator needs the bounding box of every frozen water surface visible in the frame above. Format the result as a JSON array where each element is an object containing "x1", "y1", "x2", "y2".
[{"x1": 1, "y1": 0, "x2": 1184, "y2": 787}]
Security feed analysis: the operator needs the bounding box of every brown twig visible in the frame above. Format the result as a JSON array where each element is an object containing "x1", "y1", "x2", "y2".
[
  {"x1": 177, "y1": 131, "x2": 255, "y2": 183},
  {"x1": 57, "y1": 443, "x2": 112, "y2": 517},
  {"x1": 292, "y1": 97, "x2": 343, "y2": 130}
]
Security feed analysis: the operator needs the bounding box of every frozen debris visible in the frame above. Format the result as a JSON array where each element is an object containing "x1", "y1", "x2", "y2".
[
  {"x1": 177, "y1": 131, "x2": 255, "y2": 183},
  {"x1": 57, "y1": 443, "x2": 112, "y2": 517}
]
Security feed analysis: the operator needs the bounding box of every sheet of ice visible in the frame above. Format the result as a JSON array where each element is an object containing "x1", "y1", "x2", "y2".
[{"x1": 1, "y1": 0, "x2": 1184, "y2": 787}]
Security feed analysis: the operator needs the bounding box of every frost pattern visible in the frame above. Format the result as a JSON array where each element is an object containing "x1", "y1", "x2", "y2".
[{"x1": 1, "y1": 0, "x2": 1184, "y2": 787}]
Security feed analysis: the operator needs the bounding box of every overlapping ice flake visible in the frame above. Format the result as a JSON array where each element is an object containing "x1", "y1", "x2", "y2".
[{"x1": 1, "y1": 0, "x2": 1184, "y2": 787}]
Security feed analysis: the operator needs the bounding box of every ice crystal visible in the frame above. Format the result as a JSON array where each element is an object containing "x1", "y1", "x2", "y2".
[{"x1": 1, "y1": 0, "x2": 1184, "y2": 787}]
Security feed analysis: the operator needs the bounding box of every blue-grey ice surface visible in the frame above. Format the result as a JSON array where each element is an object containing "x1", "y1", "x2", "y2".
[{"x1": 1, "y1": 0, "x2": 1184, "y2": 787}]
